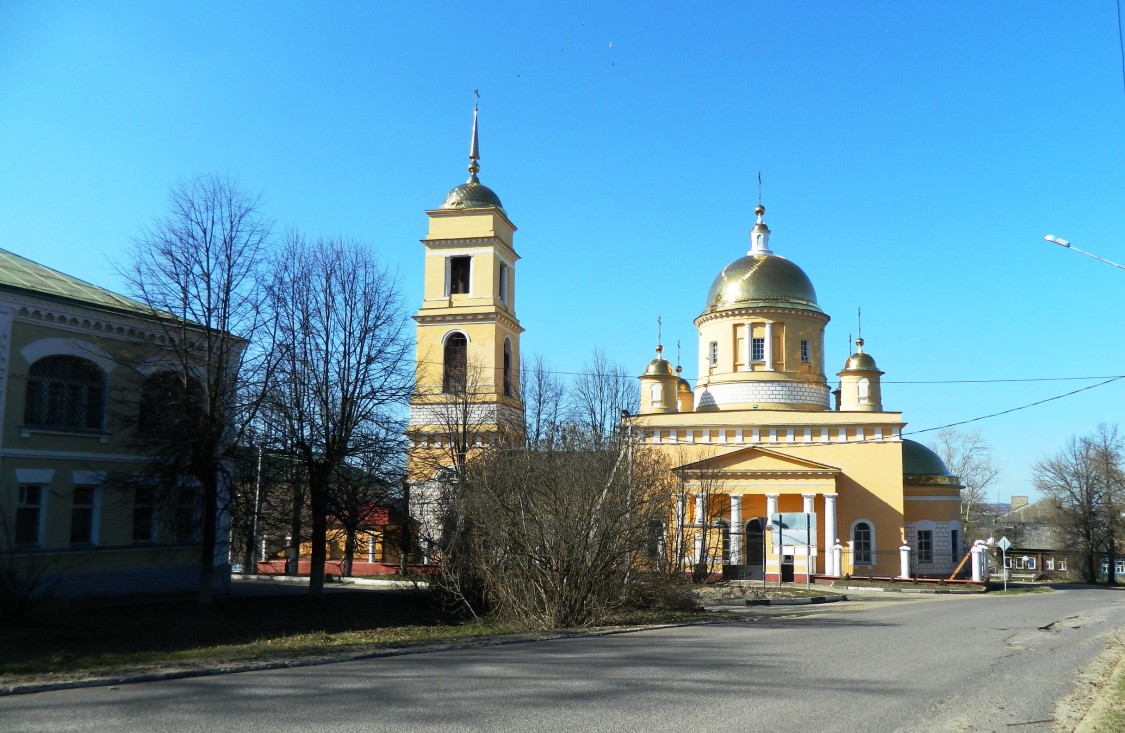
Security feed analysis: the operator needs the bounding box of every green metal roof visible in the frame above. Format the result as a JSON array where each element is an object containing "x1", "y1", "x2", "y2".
[
  {"x1": 902, "y1": 439, "x2": 955, "y2": 477},
  {"x1": 0, "y1": 248, "x2": 153, "y2": 317}
]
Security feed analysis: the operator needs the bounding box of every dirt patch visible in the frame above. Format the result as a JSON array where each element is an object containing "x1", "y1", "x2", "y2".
[
  {"x1": 1055, "y1": 626, "x2": 1125, "y2": 732},
  {"x1": 694, "y1": 582, "x2": 830, "y2": 603}
]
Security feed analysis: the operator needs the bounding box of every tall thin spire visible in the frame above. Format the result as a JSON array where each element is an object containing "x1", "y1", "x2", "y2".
[{"x1": 468, "y1": 89, "x2": 481, "y2": 182}]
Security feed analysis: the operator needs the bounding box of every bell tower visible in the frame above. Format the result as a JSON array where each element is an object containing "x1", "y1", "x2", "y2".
[{"x1": 408, "y1": 99, "x2": 524, "y2": 481}]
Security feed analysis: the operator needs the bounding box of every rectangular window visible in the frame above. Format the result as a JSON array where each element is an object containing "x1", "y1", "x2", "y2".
[
  {"x1": 917, "y1": 530, "x2": 933, "y2": 563},
  {"x1": 1014, "y1": 556, "x2": 1026, "y2": 570},
  {"x1": 70, "y1": 485, "x2": 98, "y2": 545},
  {"x1": 708, "y1": 341, "x2": 718, "y2": 366},
  {"x1": 15, "y1": 485, "x2": 43, "y2": 547},
  {"x1": 174, "y1": 487, "x2": 199, "y2": 543},
  {"x1": 498, "y1": 262, "x2": 508, "y2": 304},
  {"x1": 950, "y1": 529, "x2": 959, "y2": 561},
  {"x1": 1059, "y1": 559, "x2": 1067, "y2": 571},
  {"x1": 133, "y1": 486, "x2": 156, "y2": 543},
  {"x1": 1046, "y1": 557, "x2": 1055, "y2": 571},
  {"x1": 449, "y1": 256, "x2": 471, "y2": 295},
  {"x1": 800, "y1": 340, "x2": 810, "y2": 363},
  {"x1": 751, "y1": 337, "x2": 765, "y2": 362}
]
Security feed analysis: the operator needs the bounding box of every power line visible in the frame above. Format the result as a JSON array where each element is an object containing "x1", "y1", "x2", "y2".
[{"x1": 903, "y1": 376, "x2": 1125, "y2": 436}]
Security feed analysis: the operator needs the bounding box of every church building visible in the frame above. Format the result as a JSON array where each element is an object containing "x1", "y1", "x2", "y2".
[
  {"x1": 631, "y1": 205, "x2": 963, "y2": 580},
  {"x1": 406, "y1": 104, "x2": 963, "y2": 581}
]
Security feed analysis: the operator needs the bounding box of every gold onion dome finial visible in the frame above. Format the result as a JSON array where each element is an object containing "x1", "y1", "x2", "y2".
[
  {"x1": 844, "y1": 337, "x2": 879, "y2": 371},
  {"x1": 645, "y1": 343, "x2": 673, "y2": 376},
  {"x1": 440, "y1": 90, "x2": 506, "y2": 214}
]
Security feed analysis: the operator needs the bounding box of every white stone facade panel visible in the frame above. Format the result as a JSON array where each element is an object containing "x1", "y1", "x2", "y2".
[{"x1": 695, "y1": 381, "x2": 830, "y2": 409}]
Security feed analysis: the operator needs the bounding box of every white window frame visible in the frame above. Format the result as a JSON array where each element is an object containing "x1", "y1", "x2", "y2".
[
  {"x1": 916, "y1": 529, "x2": 933, "y2": 563},
  {"x1": 16, "y1": 485, "x2": 45, "y2": 547},
  {"x1": 70, "y1": 484, "x2": 100, "y2": 546},
  {"x1": 708, "y1": 341, "x2": 718, "y2": 366},
  {"x1": 751, "y1": 337, "x2": 765, "y2": 362},
  {"x1": 498, "y1": 262, "x2": 509, "y2": 304},
  {"x1": 850, "y1": 519, "x2": 875, "y2": 566}
]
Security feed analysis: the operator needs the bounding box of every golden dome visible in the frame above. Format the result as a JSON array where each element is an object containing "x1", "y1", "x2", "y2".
[
  {"x1": 677, "y1": 377, "x2": 692, "y2": 394},
  {"x1": 644, "y1": 358, "x2": 674, "y2": 376},
  {"x1": 703, "y1": 254, "x2": 821, "y2": 315},
  {"x1": 441, "y1": 176, "x2": 506, "y2": 215},
  {"x1": 841, "y1": 338, "x2": 880, "y2": 371}
]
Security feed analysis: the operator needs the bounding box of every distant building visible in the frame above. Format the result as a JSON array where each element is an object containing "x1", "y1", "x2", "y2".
[
  {"x1": 0, "y1": 249, "x2": 228, "y2": 598},
  {"x1": 991, "y1": 497, "x2": 1072, "y2": 580}
]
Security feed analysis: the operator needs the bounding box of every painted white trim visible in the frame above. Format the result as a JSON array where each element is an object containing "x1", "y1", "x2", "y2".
[
  {"x1": 20, "y1": 337, "x2": 117, "y2": 374},
  {"x1": 16, "y1": 468, "x2": 55, "y2": 484},
  {"x1": 441, "y1": 329, "x2": 472, "y2": 345},
  {"x1": 72, "y1": 470, "x2": 106, "y2": 485},
  {"x1": 849, "y1": 518, "x2": 876, "y2": 566}
]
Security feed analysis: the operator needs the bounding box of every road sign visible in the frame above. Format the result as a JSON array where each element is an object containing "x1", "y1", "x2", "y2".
[{"x1": 997, "y1": 536, "x2": 1012, "y2": 552}]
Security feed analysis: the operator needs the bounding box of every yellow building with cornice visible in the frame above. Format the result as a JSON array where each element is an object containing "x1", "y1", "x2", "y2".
[
  {"x1": 407, "y1": 106, "x2": 525, "y2": 557},
  {"x1": 633, "y1": 205, "x2": 963, "y2": 581}
]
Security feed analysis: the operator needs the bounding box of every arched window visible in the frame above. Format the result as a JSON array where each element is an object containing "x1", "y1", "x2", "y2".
[
  {"x1": 745, "y1": 518, "x2": 765, "y2": 566},
  {"x1": 650, "y1": 383, "x2": 663, "y2": 406},
  {"x1": 853, "y1": 521, "x2": 873, "y2": 565},
  {"x1": 139, "y1": 371, "x2": 204, "y2": 440},
  {"x1": 503, "y1": 338, "x2": 512, "y2": 397},
  {"x1": 25, "y1": 355, "x2": 105, "y2": 430},
  {"x1": 442, "y1": 333, "x2": 467, "y2": 393}
]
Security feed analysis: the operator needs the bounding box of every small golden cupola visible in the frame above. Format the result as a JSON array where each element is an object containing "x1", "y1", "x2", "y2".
[
  {"x1": 638, "y1": 345, "x2": 679, "y2": 415},
  {"x1": 836, "y1": 337, "x2": 884, "y2": 411},
  {"x1": 675, "y1": 365, "x2": 694, "y2": 413}
]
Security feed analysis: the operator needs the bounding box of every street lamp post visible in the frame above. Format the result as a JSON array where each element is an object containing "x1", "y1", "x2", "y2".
[{"x1": 1044, "y1": 235, "x2": 1125, "y2": 271}]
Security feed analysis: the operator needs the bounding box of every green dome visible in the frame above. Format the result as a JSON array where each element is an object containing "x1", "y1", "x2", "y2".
[
  {"x1": 441, "y1": 177, "x2": 506, "y2": 215},
  {"x1": 703, "y1": 254, "x2": 821, "y2": 315},
  {"x1": 902, "y1": 440, "x2": 955, "y2": 477}
]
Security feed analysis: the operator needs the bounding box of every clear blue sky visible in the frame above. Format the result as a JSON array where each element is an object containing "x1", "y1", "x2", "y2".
[{"x1": 3, "y1": 2, "x2": 1124, "y2": 504}]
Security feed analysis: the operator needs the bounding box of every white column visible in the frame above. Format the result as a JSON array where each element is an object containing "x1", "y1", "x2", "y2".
[
  {"x1": 764, "y1": 321, "x2": 774, "y2": 371},
  {"x1": 367, "y1": 535, "x2": 375, "y2": 563},
  {"x1": 675, "y1": 493, "x2": 687, "y2": 569},
  {"x1": 971, "y1": 541, "x2": 988, "y2": 582},
  {"x1": 694, "y1": 493, "x2": 705, "y2": 565},
  {"x1": 824, "y1": 494, "x2": 839, "y2": 576},
  {"x1": 765, "y1": 493, "x2": 779, "y2": 578},
  {"x1": 744, "y1": 322, "x2": 753, "y2": 370},
  {"x1": 802, "y1": 493, "x2": 816, "y2": 575},
  {"x1": 730, "y1": 495, "x2": 742, "y2": 564},
  {"x1": 833, "y1": 541, "x2": 843, "y2": 579},
  {"x1": 899, "y1": 543, "x2": 912, "y2": 579}
]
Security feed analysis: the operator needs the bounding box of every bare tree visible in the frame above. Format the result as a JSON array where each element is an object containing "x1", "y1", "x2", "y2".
[
  {"x1": 672, "y1": 449, "x2": 729, "y2": 582},
  {"x1": 927, "y1": 428, "x2": 1000, "y2": 541},
  {"x1": 123, "y1": 174, "x2": 272, "y2": 604},
  {"x1": 521, "y1": 353, "x2": 566, "y2": 450},
  {"x1": 265, "y1": 235, "x2": 413, "y2": 594},
  {"x1": 1033, "y1": 425, "x2": 1125, "y2": 583},
  {"x1": 441, "y1": 435, "x2": 677, "y2": 627},
  {"x1": 567, "y1": 348, "x2": 638, "y2": 445},
  {"x1": 326, "y1": 428, "x2": 402, "y2": 578}
]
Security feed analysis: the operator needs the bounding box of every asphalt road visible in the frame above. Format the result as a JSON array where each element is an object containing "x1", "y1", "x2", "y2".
[{"x1": 4, "y1": 586, "x2": 1124, "y2": 733}]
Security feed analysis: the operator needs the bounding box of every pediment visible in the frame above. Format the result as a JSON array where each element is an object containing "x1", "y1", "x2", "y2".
[{"x1": 674, "y1": 446, "x2": 841, "y2": 477}]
